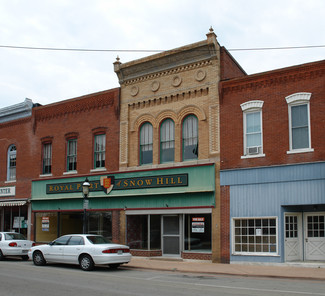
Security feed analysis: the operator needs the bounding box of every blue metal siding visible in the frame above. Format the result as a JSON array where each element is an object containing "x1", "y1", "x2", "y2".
[{"x1": 221, "y1": 162, "x2": 325, "y2": 263}]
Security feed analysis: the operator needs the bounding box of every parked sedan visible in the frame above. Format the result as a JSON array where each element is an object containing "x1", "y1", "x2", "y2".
[
  {"x1": 0, "y1": 232, "x2": 35, "y2": 260},
  {"x1": 28, "y1": 234, "x2": 132, "y2": 271}
]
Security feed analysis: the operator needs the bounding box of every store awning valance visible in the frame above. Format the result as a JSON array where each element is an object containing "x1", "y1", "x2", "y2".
[{"x1": 0, "y1": 201, "x2": 27, "y2": 207}]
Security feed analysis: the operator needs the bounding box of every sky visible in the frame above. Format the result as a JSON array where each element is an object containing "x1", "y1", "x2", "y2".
[{"x1": 0, "y1": 0, "x2": 324, "y2": 109}]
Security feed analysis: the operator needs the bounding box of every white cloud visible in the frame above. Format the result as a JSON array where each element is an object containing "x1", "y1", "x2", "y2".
[{"x1": 0, "y1": 0, "x2": 324, "y2": 108}]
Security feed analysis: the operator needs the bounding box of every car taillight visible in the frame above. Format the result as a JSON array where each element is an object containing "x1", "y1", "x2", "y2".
[
  {"x1": 32, "y1": 242, "x2": 36, "y2": 247},
  {"x1": 9, "y1": 242, "x2": 17, "y2": 247},
  {"x1": 102, "y1": 248, "x2": 130, "y2": 254}
]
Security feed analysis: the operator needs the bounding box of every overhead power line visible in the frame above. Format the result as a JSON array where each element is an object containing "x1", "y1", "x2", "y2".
[{"x1": 0, "y1": 44, "x2": 324, "y2": 53}]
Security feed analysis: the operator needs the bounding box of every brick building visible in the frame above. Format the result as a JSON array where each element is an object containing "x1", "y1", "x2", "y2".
[
  {"x1": 220, "y1": 60, "x2": 325, "y2": 263},
  {"x1": 0, "y1": 99, "x2": 36, "y2": 238},
  {"x1": 113, "y1": 28, "x2": 245, "y2": 262},
  {"x1": 28, "y1": 88, "x2": 121, "y2": 243}
]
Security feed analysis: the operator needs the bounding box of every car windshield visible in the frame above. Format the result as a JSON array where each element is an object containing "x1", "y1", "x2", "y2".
[
  {"x1": 86, "y1": 235, "x2": 111, "y2": 244},
  {"x1": 5, "y1": 233, "x2": 26, "y2": 240}
]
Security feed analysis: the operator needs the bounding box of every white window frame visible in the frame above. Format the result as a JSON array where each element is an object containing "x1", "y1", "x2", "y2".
[
  {"x1": 232, "y1": 216, "x2": 279, "y2": 256},
  {"x1": 7, "y1": 145, "x2": 16, "y2": 182},
  {"x1": 240, "y1": 100, "x2": 265, "y2": 159},
  {"x1": 286, "y1": 92, "x2": 313, "y2": 154},
  {"x1": 140, "y1": 122, "x2": 153, "y2": 165}
]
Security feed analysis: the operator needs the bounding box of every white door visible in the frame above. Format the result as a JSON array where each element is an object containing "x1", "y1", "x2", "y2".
[
  {"x1": 305, "y1": 213, "x2": 325, "y2": 261},
  {"x1": 284, "y1": 213, "x2": 303, "y2": 261}
]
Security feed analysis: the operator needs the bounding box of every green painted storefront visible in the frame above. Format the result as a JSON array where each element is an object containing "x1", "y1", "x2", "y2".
[{"x1": 31, "y1": 164, "x2": 216, "y2": 259}]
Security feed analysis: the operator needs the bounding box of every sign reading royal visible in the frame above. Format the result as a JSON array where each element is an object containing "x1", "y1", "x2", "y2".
[{"x1": 46, "y1": 174, "x2": 188, "y2": 195}]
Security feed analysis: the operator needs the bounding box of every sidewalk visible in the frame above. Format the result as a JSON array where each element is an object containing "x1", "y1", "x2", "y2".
[{"x1": 125, "y1": 257, "x2": 325, "y2": 280}]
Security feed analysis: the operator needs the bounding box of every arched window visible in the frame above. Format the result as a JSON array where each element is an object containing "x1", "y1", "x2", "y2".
[
  {"x1": 7, "y1": 145, "x2": 16, "y2": 181},
  {"x1": 182, "y1": 115, "x2": 198, "y2": 161},
  {"x1": 285, "y1": 93, "x2": 313, "y2": 153},
  {"x1": 240, "y1": 100, "x2": 264, "y2": 157},
  {"x1": 140, "y1": 122, "x2": 153, "y2": 165},
  {"x1": 160, "y1": 119, "x2": 175, "y2": 163}
]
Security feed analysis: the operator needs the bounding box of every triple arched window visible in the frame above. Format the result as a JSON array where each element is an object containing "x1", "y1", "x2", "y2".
[{"x1": 139, "y1": 115, "x2": 198, "y2": 166}]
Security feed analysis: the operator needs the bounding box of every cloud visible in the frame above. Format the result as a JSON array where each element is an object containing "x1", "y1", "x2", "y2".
[{"x1": 0, "y1": 0, "x2": 324, "y2": 108}]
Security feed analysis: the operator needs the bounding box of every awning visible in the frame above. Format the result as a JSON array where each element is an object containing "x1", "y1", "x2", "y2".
[{"x1": 0, "y1": 201, "x2": 27, "y2": 207}]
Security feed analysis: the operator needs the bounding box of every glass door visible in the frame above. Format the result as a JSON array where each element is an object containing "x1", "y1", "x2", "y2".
[{"x1": 162, "y1": 215, "x2": 181, "y2": 256}]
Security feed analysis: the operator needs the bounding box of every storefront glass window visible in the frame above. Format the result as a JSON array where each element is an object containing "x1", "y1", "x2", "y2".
[
  {"x1": 150, "y1": 215, "x2": 161, "y2": 249},
  {"x1": 88, "y1": 212, "x2": 112, "y2": 240},
  {"x1": 184, "y1": 214, "x2": 211, "y2": 252},
  {"x1": 35, "y1": 213, "x2": 58, "y2": 242},
  {"x1": 127, "y1": 215, "x2": 148, "y2": 249},
  {"x1": 2, "y1": 206, "x2": 28, "y2": 236},
  {"x1": 60, "y1": 213, "x2": 83, "y2": 236}
]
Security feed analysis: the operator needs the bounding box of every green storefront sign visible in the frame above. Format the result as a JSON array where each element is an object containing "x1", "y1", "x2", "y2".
[{"x1": 46, "y1": 174, "x2": 188, "y2": 194}]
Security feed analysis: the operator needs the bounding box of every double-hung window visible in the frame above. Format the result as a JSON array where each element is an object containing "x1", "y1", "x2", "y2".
[
  {"x1": 94, "y1": 134, "x2": 106, "y2": 169},
  {"x1": 286, "y1": 93, "x2": 313, "y2": 153},
  {"x1": 67, "y1": 139, "x2": 77, "y2": 171},
  {"x1": 160, "y1": 119, "x2": 175, "y2": 163},
  {"x1": 241, "y1": 101, "x2": 264, "y2": 158},
  {"x1": 7, "y1": 145, "x2": 16, "y2": 181},
  {"x1": 42, "y1": 142, "x2": 52, "y2": 174},
  {"x1": 140, "y1": 122, "x2": 153, "y2": 165},
  {"x1": 182, "y1": 115, "x2": 198, "y2": 161}
]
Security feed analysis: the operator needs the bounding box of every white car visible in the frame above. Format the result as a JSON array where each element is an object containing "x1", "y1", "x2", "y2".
[
  {"x1": 0, "y1": 232, "x2": 35, "y2": 261},
  {"x1": 28, "y1": 234, "x2": 132, "y2": 271}
]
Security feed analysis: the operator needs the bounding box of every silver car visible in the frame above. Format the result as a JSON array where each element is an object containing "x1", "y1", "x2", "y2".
[
  {"x1": 28, "y1": 234, "x2": 132, "y2": 271},
  {"x1": 0, "y1": 232, "x2": 35, "y2": 260}
]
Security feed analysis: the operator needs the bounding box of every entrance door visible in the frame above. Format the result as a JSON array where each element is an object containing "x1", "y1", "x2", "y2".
[
  {"x1": 284, "y1": 213, "x2": 303, "y2": 261},
  {"x1": 162, "y1": 215, "x2": 181, "y2": 256},
  {"x1": 305, "y1": 213, "x2": 325, "y2": 261}
]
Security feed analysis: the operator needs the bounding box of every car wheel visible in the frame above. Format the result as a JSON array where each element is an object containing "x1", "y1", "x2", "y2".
[
  {"x1": 109, "y1": 264, "x2": 120, "y2": 269},
  {"x1": 0, "y1": 250, "x2": 4, "y2": 261},
  {"x1": 21, "y1": 255, "x2": 29, "y2": 261},
  {"x1": 79, "y1": 254, "x2": 94, "y2": 271},
  {"x1": 33, "y1": 251, "x2": 46, "y2": 266}
]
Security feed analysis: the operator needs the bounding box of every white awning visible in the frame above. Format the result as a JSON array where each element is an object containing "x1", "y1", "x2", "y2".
[{"x1": 0, "y1": 201, "x2": 27, "y2": 207}]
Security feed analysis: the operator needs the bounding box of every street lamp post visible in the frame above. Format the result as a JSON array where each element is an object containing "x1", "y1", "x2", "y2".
[{"x1": 82, "y1": 178, "x2": 90, "y2": 234}]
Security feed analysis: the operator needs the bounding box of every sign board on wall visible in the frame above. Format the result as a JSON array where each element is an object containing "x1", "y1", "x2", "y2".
[
  {"x1": 0, "y1": 186, "x2": 15, "y2": 197},
  {"x1": 46, "y1": 174, "x2": 188, "y2": 195}
]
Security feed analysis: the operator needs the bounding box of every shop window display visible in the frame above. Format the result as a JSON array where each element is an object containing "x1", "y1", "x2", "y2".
[{"x1": 184, "y1": 214, "x2": 211, "y2": 252}]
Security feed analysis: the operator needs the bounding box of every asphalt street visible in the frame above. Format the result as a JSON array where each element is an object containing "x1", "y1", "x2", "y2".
[{"x1": 1, "y1": 259, "x2": 325, "y2": 296}]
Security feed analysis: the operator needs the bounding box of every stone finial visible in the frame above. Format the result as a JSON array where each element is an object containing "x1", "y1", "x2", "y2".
[
  {"x1": 206, "y1": 26, "x2": 217, "y2": 39},
  {"x1": 113, "y1": 55, "x2": 121, "y2": 72}
]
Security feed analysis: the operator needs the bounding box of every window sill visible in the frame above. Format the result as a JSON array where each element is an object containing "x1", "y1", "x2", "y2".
[
  {"x1": 5, "y1": 180, "x2": 16, "y2": 184},
  {"x1": 241, "y1": 153, "x2": 265, "y2": 159},
  {"x1": 39, "y1": 174, "x2": 53, "y2": 178},
  {"x1": 287, "y1": 148, "x2": 314, "y2": 154},
  {"x1": 63, "y1": 171, "x2": 78, "y2": 175},
  {"x1": 90, "y1": 168, "x2": 107, "y2": 173},
  {"x1": 232, "y1": 252, "x2": 279, "y2": 257}
]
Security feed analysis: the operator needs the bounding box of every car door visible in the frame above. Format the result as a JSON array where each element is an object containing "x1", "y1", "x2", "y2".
[
  {"x1": 63, "y1": 236, "x2": 85, "y2": 264},
  {"x1": 44, "y1": 236, "x2": 71, "y2": 262}
]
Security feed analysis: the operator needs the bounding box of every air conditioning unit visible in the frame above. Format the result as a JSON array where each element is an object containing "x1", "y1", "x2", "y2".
[{"x1": 247, "y1": 146, "x2": 261, "y2": 155}]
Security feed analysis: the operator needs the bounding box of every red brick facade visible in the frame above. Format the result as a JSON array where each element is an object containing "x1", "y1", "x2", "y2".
[
  {"x1": 33, "y1": 88, "x2": 120, "y2": 176},
  {"x1": 0, "y1": 117, "x2": 35, "y2": 199},
  {"x1": 220, "y1": 60, "x2": 325, "y2": 170}
]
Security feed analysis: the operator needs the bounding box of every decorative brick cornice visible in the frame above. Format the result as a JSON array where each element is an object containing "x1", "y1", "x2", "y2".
[
  {"x1": 128, "y1": 87, "x2": 209, "y2": 111},
  {"x1": 124, "y1": 60, "x2": 213, "y2": 86},
  {"x1": 0, "y1": 117, "x2": 31, "y2": 129},
  {"x1": 34, "y1": 88, "x2": 119, "y2": 122},
  {"x1": 115, "y1": 35, "x2": 218, "y2": 85},
  {"x1": 221, "y1": 60, "x2": 325, "y2": 95}
]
